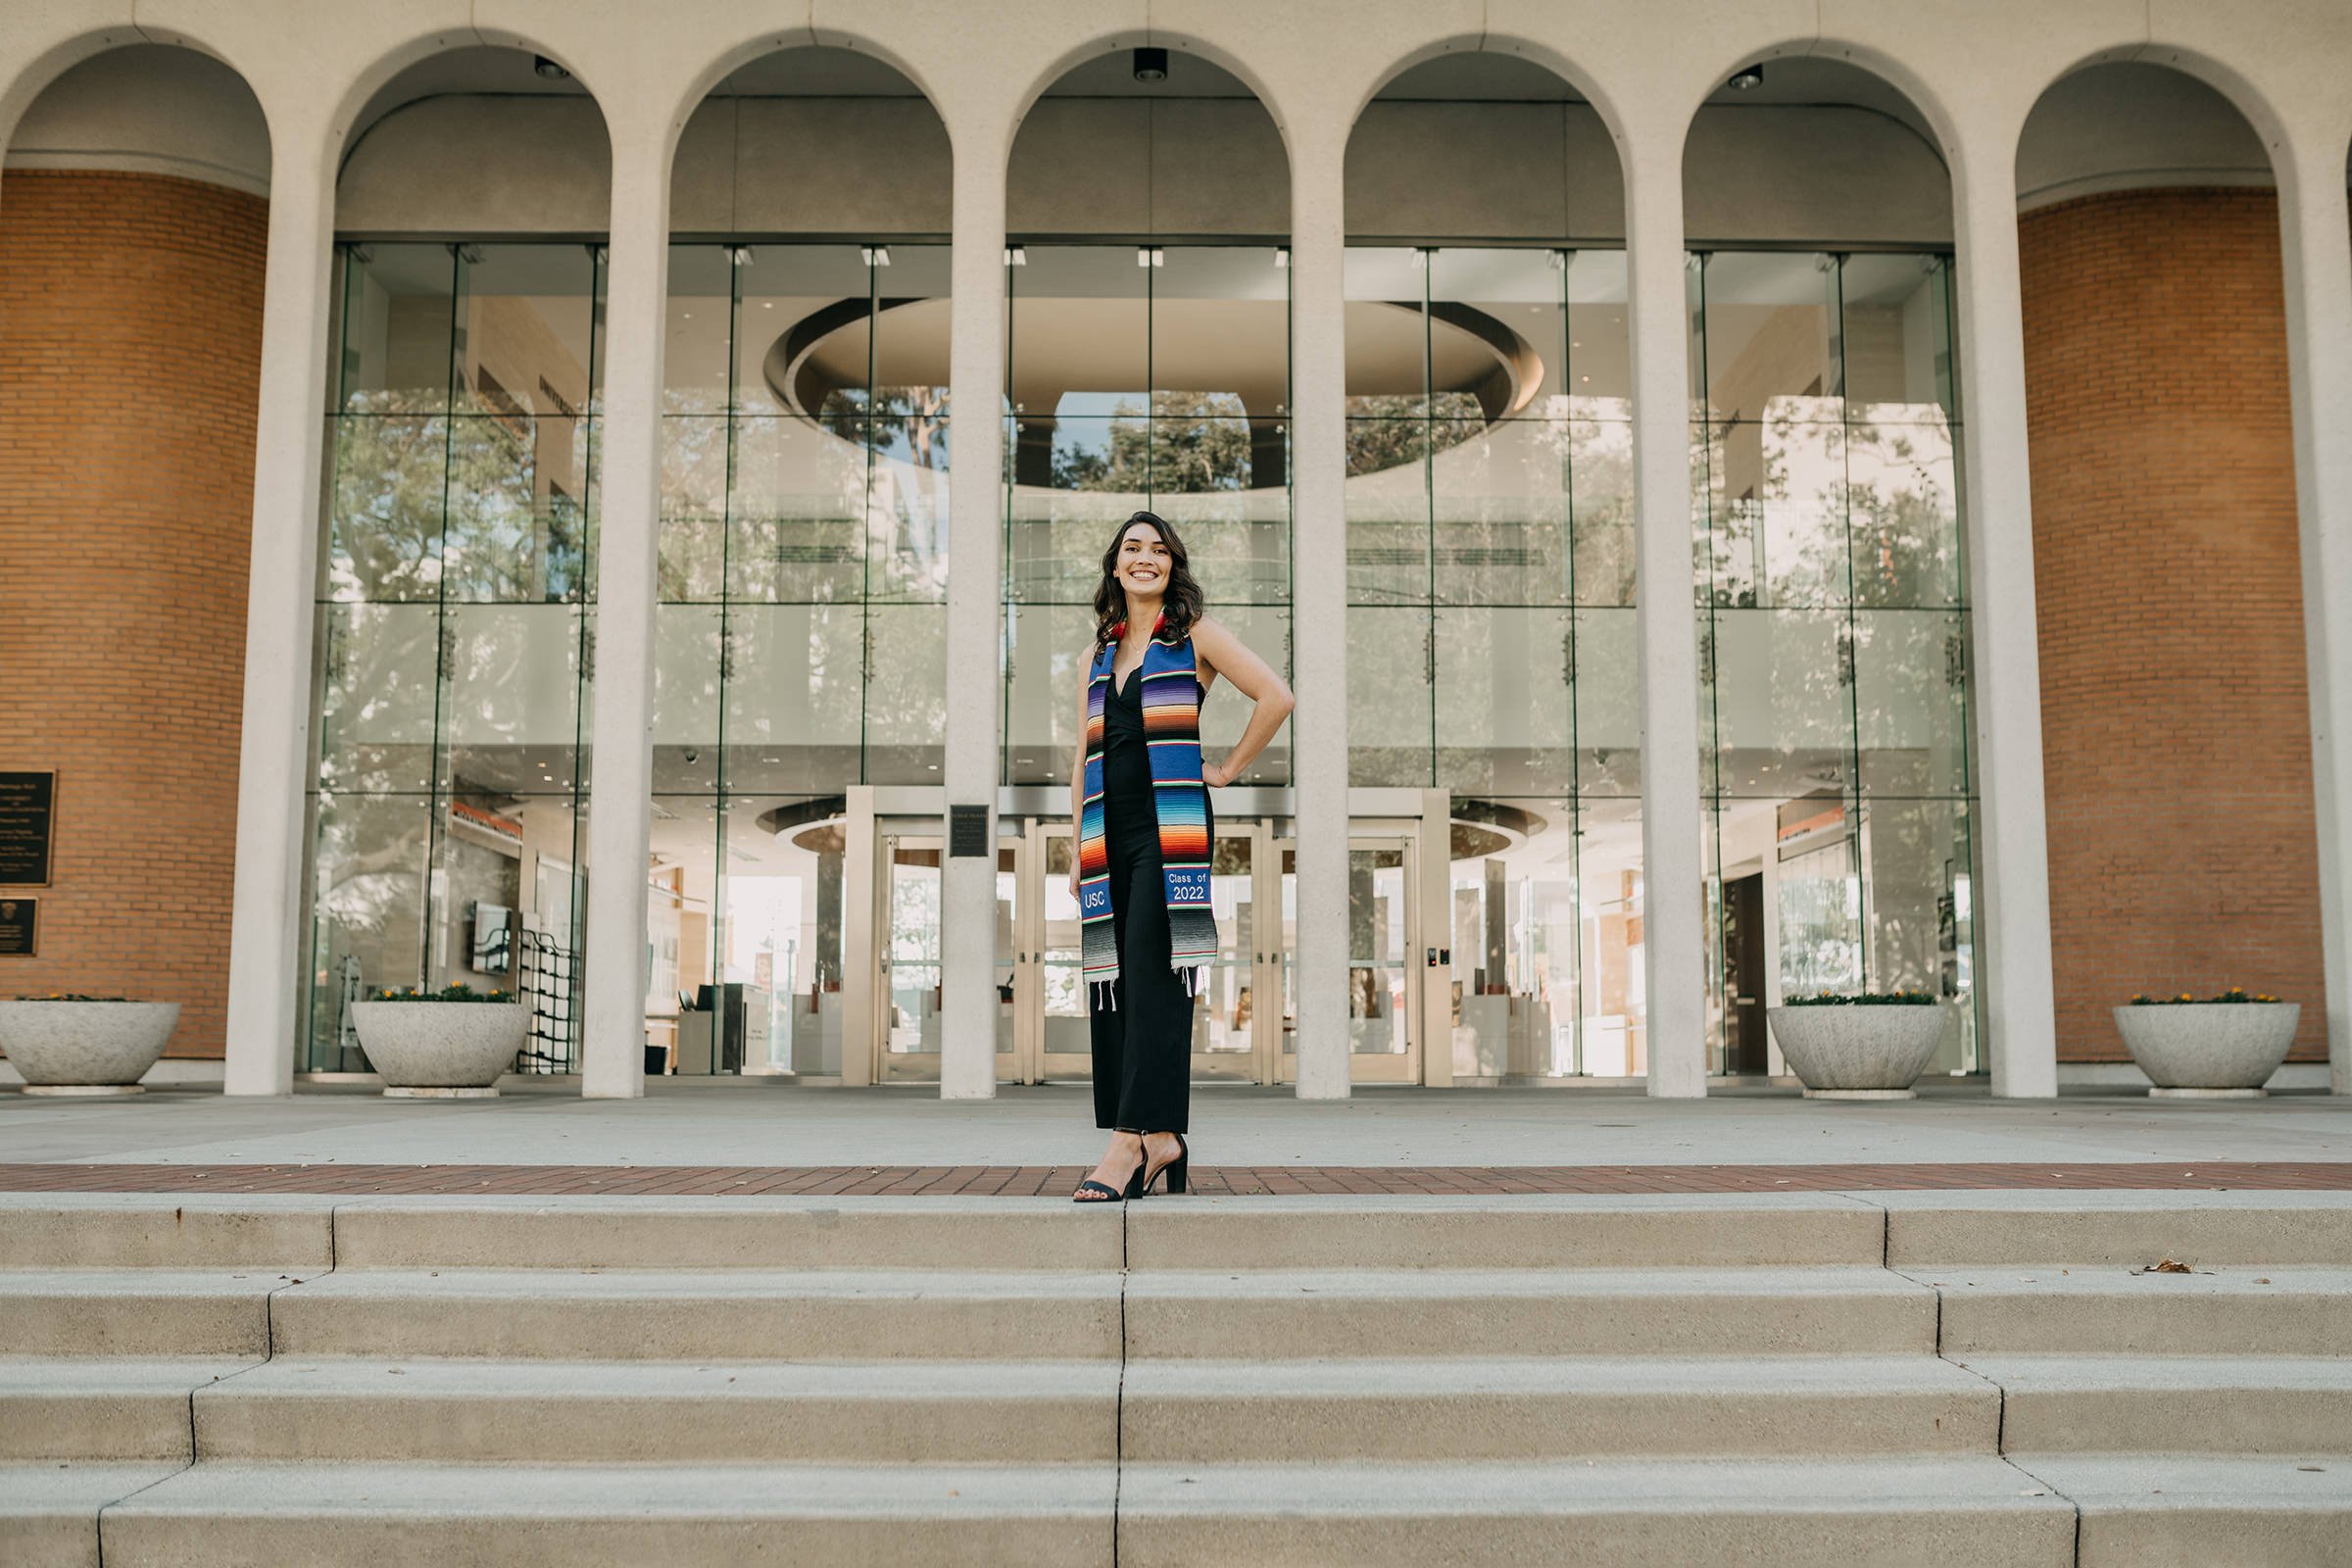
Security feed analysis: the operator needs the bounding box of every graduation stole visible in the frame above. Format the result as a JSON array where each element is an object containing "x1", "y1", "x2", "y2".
[{"x1": 1079, "y1": 613, "x2": 1216, "y2": 1007}]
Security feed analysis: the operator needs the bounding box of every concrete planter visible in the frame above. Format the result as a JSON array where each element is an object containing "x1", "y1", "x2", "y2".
[
  {"x1": 2112, "y1": 1003, "x2": 2300, "y2": 1097},
  {"x1": 351, "y1": 1001, "x2": 526, "y2": 1098},
  {"x1": 0, "y1": 1000, "x2": 180, "y2": 1096},
  {"x1": 1766, "y1": 1004, "x2": 1946, "y2": 1100}
]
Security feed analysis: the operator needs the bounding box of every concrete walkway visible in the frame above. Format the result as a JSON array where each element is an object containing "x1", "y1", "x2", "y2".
[{"x1": 4, "y1": 1079, "x2": 2348, "y2": 1168}]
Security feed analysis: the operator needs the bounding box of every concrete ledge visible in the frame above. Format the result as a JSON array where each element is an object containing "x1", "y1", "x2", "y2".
[
  {"x1": 2055, "y1": 1061, "x2": 2332, "y2": 1092},
  {"x1": 1126, "y1": 1195, "x2": 1884, "y2": 1270},
  {"x1": 0, "y1": 1359, "x2": 256, "y2": 1461},
  {"x1": 1969, "y1": 1356, "x2": 2352, "y2": 1453},
  {"x1": 98, "y1": 1461, "x2": 1118, "y2": 1568},
  {"x1": 331, "y1": 1198, "x2": 1123, "y2": 1272},
  {"x1": 1882, "y1": 1192, "x2": 2352, "y2": 1266},
  {"x1": 0, "y1": 1274, "x2": 278, "y2": 1358},
  {"x1": 1933, "y1": 1266, "x2": 2352, "y2": 1356},
  {"x1": 268, "y1": 1268, "x2": 1125, "y2": 1361},
  {"x1": 1120, "y1": 1354, "x2": 1997, "y2": 1460},
  {"x1": 191, "y1": 1359, "x2": 1120, "y2": 1463},
  {"x1": 1115, "y1": 1457, "x2": 2078, "y2": 1566},
  {"x1": 0, "y1": 1059, "x2": 223, "y2": 1088},
  {"x1": 0, "y1": 1461, "x2": 189, "y2": 1568},
  {"x1": 2016, "y1": 1453, "x2": 2352, "y2": 1567},
  {"x1": 0, "y1": 1200, "x2": 332, "y2": 1270},
  {"x1": 1122, "y1": 1266, "x2": 1937, "y2": 1358}
]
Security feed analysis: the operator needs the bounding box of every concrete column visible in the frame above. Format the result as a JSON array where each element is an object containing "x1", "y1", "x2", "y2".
[
  {"x1": 1289, "y1": 127, "x2": 1349, "y2": 1101},
  {"x1": 1948, "y1": 144, "x2": 2058, "y2": 1099},
  {"x1": 222, "y1": 108, "x2": 335, "y2": 1097},
  {"x1": 578, "y1": 135, "x2": 671, "y2": 1100},
  {"x1": 2275, "y1": 125, "x2": 2352, "y2": 1093},
  {"x1": 1623, "y1": 128, "x2": 1706, "y2": 1099},
  {"x1": 938, "y1": 128, "x2": 1007, "y2": 1101}
]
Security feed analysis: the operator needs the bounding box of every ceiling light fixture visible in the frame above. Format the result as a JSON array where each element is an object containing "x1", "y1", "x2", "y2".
[
  {"x1": 1004, "y1": 244, "x2": 1028, "y2": 266},
  {"x1": 1728, "y1": 64, "x2": 1763, "y2": 90},
  {"x1": 1133, "y1": 46, "x2": 1168, "y2": 82},
  {"x1": 861, "y1": 246, "x2": 892, "y2": 267},
  {"x1": 533, "y1": 55, "x2": 569, "y2": 80}
]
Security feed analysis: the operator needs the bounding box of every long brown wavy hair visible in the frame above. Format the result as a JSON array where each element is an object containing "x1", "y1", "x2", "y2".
[{"x1": 1091, "y1": 510, "x2": 1204, "y2": 649}]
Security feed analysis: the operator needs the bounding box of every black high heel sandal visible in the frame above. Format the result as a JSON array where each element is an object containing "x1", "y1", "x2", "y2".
[
  {"x1": 1072, "y1": 1151, "x2": 1148, "y2": 1203},
  {"x1": 1143, "y1": 1133, "x2": 1189, "y2": 1196}
]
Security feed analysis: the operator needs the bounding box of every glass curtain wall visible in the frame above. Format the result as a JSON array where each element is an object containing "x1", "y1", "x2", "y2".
[
  {"x1": 1344, "y1": 246, "x2": 1644, "y2": 1078},
  {"x1": 1689, "y1": 250, "x2": 1981, "y2": 1075},
  {"x1": 307, "y1": 242, "x2": 604, "y2": 1071},
  {"x1": 654, "y1": 243, "x2": 950, "y2": 1074}
]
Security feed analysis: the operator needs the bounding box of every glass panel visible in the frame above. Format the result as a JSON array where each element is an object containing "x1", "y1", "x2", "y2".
[
  {"x1": 306, "y1": 792, "x2": 434, "y2": 1067},
  {"x1": 736, "y1": 244, "x2": 871, "y2": 417},
  {"x1": 726, "y1": 415, "x2": 863, "y2": 604},
  {"x1": 1430, "y1": 248, "x2": 1565, "y2": 417},
  {"x1": 1572, "y1": 796, "x2": 1646, "y2": 1076},
  {"x1": 1004, "y1": 603, "x2": 1097, "y2": 785},
  {"x1": 1432, "y1": 421, "x2": 1570, "y2": 607},
  {"x1": 664, "y1": 245, "x2": 732, "y2": 413},
  {"x1": 1436, "y1": 607, "x2": 1572, "y2": 794},
  {"x1": 1010, "y1": 246, "x2": 1149, "y2": 420},
  {"x1": 1039, "y1": 831, "x2": 1090, "y2": 1067},
  {"x1": 1565, "y1": 250, "x2": 1632, "y2": 417},
  {"x1": 1153, "y1": 246, "x2": 1288, "y2": 413},
  {"x1": 1854, "y1": 610, "x2": 1969, "y2": 798},
  {"x1": 443, "y1": 416, "x2": 587, "y2": 602},
  {"x1": 1348, "y1": 606, "x2": 1432, "y2": 786},
  {"x1": 659, "y1": 416, "x2": 730, "y2": 600},
  {"x1": 1856, "y1": 796, "x2": 1978, "y2": 1072},
  {"x1": 336, "y1": 243, "x2": 455, "y2": 415},
  {"x1": 1695, "y1": 251, "x2": 1841, "y2": 423},
  {"x1": 720, "y1": 604, "x2": 863, "y2": 794},
  {"x1": 1845, "y1": 421, "x2": 1961, "y2": 608},
  {"x1": 884, "y1": 840, "x2": 944, "y2": 1058},
  {"x1": 317, "y1": 603, "x2": 439, "y2": 794},
  {"x1": 1707, "y1": 608, "x2": 1856, "y2": 798},
  {"x1": 1344, "y1": 247, "x2": 1428, "y2": 415},
  {"x1": 867, "y1": 417, "x2": 951, "y2": 601},
  {"x1": 327, "y1": 416, "x2": 447, "y2": 603},
  {"x1": 652, "y1": 604, "x2": 724, "y2": 794},
  {"x1": 1838, "y1": 253, "x2": 1956, "y2": 423},
  {"x1": 1155, "y1": 475, "x2": 1289, "y2": 606},
  {"x1": 1348, "y1": 846, "x2": 1410, "y2": 1055},
  {"x1": 1573, "y1": 608, "x2": 1642, "y2": 797},
  {"x1": 871, "y1": 244, "x2": 951, "y2": 416},
  {"x1": 451, "y1": 245, "x2": 598, "y2": 420},
  {"x1": 439, "y1": 604, "x2": 585, "y2": 795},
  {"x1": 1346, "y1": 419, "x2": 1429, "y2": 605},
  {"x1": 1193, "y1": 831, "x2": 1257, "y2": 1063},
  {"x1": 1699, "y1": 416, "x2": 1850, "y2": 610},
  {"x1": 1568, "y1": 418, "x2": 1636, "y2": 607},
  {"x1": 865, "y1": 603, "x2": 947, "y2": 783}
]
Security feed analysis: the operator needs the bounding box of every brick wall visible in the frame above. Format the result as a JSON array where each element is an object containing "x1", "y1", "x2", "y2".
[
  {"x1": 0, "y1": 170, "x2": 265, "y2": 1058},
  {"x1": 2021, "y1": 186, "x2": 2327, "y2": 1062}
]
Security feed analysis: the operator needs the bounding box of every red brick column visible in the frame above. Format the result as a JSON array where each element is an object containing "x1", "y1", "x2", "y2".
[
  {"x1": 0, "y1": 170, "x2": 266, "y2": 1059},
  {"x1": 2021, "y1": 186, "x2": 2327, "y2": 1063}
]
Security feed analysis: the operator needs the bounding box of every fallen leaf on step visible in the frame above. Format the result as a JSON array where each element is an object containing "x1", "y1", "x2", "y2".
[
  {"x1": 2256, "y1": 1278, "x2": 2272, "y2": 1285},
  {"x1": 2299, "y1": 1466, "x2": 2327, "y2": 1473},
  {"x1": 2132, "y1": 1259, "x2": 2195, "y2": 1274}
]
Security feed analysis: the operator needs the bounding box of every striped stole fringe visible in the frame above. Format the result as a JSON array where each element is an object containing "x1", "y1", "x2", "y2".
[{"x1": 1078, "y1": 627, "x2": 1216, "y2": 1011}]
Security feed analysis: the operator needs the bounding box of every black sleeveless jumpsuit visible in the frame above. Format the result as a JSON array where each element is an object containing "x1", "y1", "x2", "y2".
[{"x1": 1090, "y1": 660, "x2": 1210, "y2": 1133}]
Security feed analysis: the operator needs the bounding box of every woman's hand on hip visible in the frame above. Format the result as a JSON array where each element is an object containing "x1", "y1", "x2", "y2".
[{"x1": 1067, "y1": 864, "x2": 1080, "y2": 903}]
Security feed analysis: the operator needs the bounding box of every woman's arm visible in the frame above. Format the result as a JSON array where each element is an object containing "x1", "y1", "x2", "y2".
[{"x1": 1190, "y1": 614, "x2": 1295, "y2": 788}]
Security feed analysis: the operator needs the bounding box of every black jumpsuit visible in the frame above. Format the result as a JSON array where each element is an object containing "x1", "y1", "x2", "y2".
[{"x1": 1090, "y1": 661, "x2": 1210, "y2": 1133}]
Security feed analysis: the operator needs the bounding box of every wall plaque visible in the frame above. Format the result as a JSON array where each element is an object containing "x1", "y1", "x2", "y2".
[
  {"x1": 948, "y1": 804, "x2": 989, "y2": 858},
  {"x1": 0, "y1": 897, "x2": 35, "y2": 956},
  {"x1": 0, "y1": 772, "x2": 54, "y2": 886}
]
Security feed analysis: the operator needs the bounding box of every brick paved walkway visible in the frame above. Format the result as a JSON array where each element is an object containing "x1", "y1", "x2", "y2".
[{"x1": 4, "y1": 1162, "x2": 2350, "y2": 1196}]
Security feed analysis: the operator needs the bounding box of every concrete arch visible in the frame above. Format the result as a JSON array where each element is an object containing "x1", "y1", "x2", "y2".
[
  {"x1": 663, "y1": 28, "x2": 949, "y2": 183},
  {"x1": 0, "y1": 27, "x2": 270, "y2": 183},
  {"x1": 1344, "y1": 32, "x2": 1636, "y2": 165},
  {"x1": 321, "y1": 29, "x2": 608, "y2": 155},
  {"x1": 2025, "y1": 41, "x2": 2291, "y2": 171},
  {"x1": 1004, "y1": 28, "x2": 1295, "y2": 176},
  {"x1": 1672, "y1": 35, "x2": 1959, "y2": 168}
]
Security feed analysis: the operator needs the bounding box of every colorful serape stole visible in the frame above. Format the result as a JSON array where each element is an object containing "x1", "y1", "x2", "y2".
[{"x1": 1078, "y1": 618, "x2": 1216, "y2": 1009}]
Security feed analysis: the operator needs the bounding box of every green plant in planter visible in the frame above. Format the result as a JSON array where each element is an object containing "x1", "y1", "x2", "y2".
[
  {"x1": 1786, "y1": 990, "x2": 1938, "y2": 1005},
  {"x1": 368, "y1": 984, "x2": 513, "y2": 1004},
  {"x1": 11, "y1": 994, "x2": 138, "y2": 1003},
  {"x1": 2130, "y1": 987, "x2": 2280, "y2": 1004}
]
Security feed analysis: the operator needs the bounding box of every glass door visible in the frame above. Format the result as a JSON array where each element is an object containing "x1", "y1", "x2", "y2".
[
  {"x1": 1192, "y1": 825, "x2": 1269, "y2": 1081},
  {"x1": 872, "y1": 826, "x2": 1018, "y2": 1084},
  {"x1": 1275, "y1": 831, "x2": 1421, "y2": 1084}
]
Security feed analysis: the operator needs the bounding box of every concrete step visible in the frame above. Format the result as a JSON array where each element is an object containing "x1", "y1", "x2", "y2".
[
  {"x1": 190, "y1": 1358, "x2": 1119, "y2": 1462},
  {"x1": 91, "y1": 1461, "x2": 1118, "y2": 1568},
  {"x1": 1123, "y1": 1195, "x2": 1884, "y2": 1268},
  {"x1": 0, "y1": 1359, "x2": 254, "y2": 1461},
  {"x1": 328, "y1": 1198, "x2": 1125, "y2": 1271},
  {"x1": 1122, "y1": 1265, "x2": 1937, "y2": 1356},
  {"x1": 1118, "y1": 1354, "x2": 1998, "y2": 1459},
  {"x1": 1112, "y1": 1456, "x2": 2079, "y2": 1565},
  {"x1": 2013, "y1": 1452, "x2": 2352, "y2": 1566},
  {"x1": 1964, "y1": 1356, "x2": 2352, "y2": 1454},
  {"x1": 0, "y1": 1200, "x2": 332, "y2": 1271},
  {"x1": 1926, "y1": 1265, "x2": 2352, "y2": 1356},
  {"x1": 0, "y1": 1273, "x2": 284, "y2": 1357},
  {"x1": 1881, "y1": 1192, "x2": 2352, "y2": 1268},
  {"x1": 0, "y1": 1461, "x2": 188, "y2": 1568},
  {"x1": 267, "y1": 1268, "x2": 1125, "y2": 1360}
]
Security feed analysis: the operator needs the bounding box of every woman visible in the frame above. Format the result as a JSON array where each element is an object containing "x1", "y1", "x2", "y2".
[{"x1": 1069, "y1": 510, "x2": 1293, "y2": 1202}]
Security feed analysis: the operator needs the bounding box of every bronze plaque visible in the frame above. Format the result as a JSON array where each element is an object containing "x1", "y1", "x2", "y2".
[
  {"x1": 0, "y1": 772, "x2": 54, "y2": 886},
  {"x1": 0, "y1": 897, "x2": 35, "y2": 956}
]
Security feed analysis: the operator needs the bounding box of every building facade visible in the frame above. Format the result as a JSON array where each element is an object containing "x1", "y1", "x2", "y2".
[{"x1": 2, "y1": 0, "x2": 2347, "y2": 1101}]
